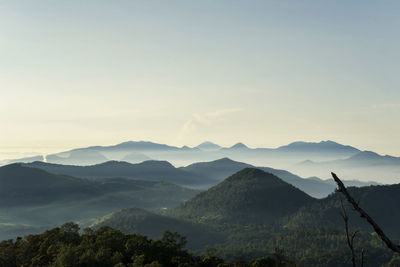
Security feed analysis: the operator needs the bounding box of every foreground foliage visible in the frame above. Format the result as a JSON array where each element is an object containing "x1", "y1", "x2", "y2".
[{"x1": 0, "y1": 223, "x2": 291, "y2": 267}]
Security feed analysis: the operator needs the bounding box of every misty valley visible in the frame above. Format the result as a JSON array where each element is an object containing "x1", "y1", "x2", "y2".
[{"x1": 0, "y1": 141, "x2": 399, "y2": 266}]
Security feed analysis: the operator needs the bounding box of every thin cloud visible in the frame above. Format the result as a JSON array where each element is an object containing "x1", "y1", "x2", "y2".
[
  {"x1": 178, "y1": 108, "x2": 243, "y2": 140},
  {"x1": 371, "y1": 103, "x2": 400, "y2": 110}
]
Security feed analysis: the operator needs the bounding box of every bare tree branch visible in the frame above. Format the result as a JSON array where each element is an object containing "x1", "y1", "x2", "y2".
[
  {"x1": 360, "y1": 249, "x2": 364, "y2": 267},
  {"x1": 341, "y1": 201, "x2": 357, "y2": 267},
  {"x1": 332, "y1": 172, "x2": 400, "y2": 254}
]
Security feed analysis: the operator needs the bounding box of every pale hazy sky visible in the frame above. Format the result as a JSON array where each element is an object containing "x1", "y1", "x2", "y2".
[{"x1": 1, "y1": 1, "x2": 400, "y2": 158}]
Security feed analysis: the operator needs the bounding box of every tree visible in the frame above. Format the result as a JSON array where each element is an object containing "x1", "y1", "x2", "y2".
[{"x1": 332, "y1": 172, "x2": 400, "y2": 255}]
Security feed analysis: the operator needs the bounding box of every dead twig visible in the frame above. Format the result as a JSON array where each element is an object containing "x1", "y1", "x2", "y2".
[
  {"x1": 340, "y1": 200, "x2": 357, "y2": 267},
  {"x1": 332, "y1": 172, "x2": 400, "y2": 254}
]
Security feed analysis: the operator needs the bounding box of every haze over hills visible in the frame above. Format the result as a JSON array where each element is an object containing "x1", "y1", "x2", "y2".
[
  {"x1": 2, "y1": 139, "x2": 359, "y2": 164},
  {"x1": 181, "y1": 158, "x2": 375, "y2": 198},
  {"x1": 302, "y1": 150, "x2": 400, "y2": 167},
  {"x1": 0, "y1": 155, "x2": 44, "y2": 166},
  {"x1": 195, "y1": 141, "x2": 222, "y2": 151},
  {"x1": 0, "y1": 164, "x2": 199, "y2": 240},
  {"x1": 24, "y1": 160, "x2": 215, "y2": 188},
  {"x1": 24, "y1": 157, "x2": 372, "y2": 198},
  {"x1": 276, "y1": 140, "x2": 360, "y2": 155},
  {"x1": 2, "y1": 139, "x2": 399, "y2": 183},
  {"x1": 295, "y1": 150, "x2": 400, "y2": 183},
  {"x1": 228, "y1": 142, "x2": 249, "y2": 150},
  {"x1": 92, "y1": 168, "x2": 400, "y2": 264},
  {"x1": 121, "y1": 152, "x2": 151, "y2": 163},
  {"x1": 46, "y1": 150, "x2": 108, "y2": 166},
  {"x1": 180, "y1": 157, "x2": 338, "y2": 198},
  {"x1": 3, "y1": 138, "x2": 400, "y2": 183}
]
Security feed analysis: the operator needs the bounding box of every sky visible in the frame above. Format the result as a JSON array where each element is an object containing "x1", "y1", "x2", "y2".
[{"x1": 1, "y1": 0, "x2": 400, "y2": 159}]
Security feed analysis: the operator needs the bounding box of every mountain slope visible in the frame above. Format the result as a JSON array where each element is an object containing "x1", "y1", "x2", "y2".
[
  {"x1": 0, "y1": 155, "x2": 44, "y2": 166},
  {"x1": 0, "y1": 163, "x2": 198, "y2": 208},
  {"x1": 195, "y1": 141, "x2": 222, "y2": 151},
  {"x1": 333, "y1": 151, "x2": 400, "y2": 166},
  {"x1": 24, "y1": 160, "x2": 214, "y2": 187},
  {"x1": 277, "y1": 140, "x2": 359, "y2": 155},
  {"x1": 121, "y1": 152, "x2": 151, "y2": 163},
  {"x1": 171, "y1": 168, "x2": 315, "y2": 224},
  {"x1": 181, "y1": 158, "x2": 251, "y2": 180},
  {"x1": 301, "y1": 151, "x2": 400, "y2": 168},
  {"x1": 285, "y1": 183, "x2": 400, "y2": 238},
  {"x1": 229, "y1": 142, "x2": 249, "y2": 150},
  {"x1": 0, "y1": 164, "x2": 199, "y2": 240},
  {"x1": 91, "y1": 208, "x2": 225, "y2": 250},
  {"x1": 295, "y1": 150, "x2": 400, "y2": 183},
  {"x1": 181, "y1": 158, "x2": 336, "y2": 198},
  {"x1": 0, "y1": 164, "x2": 94, "y2": 206},
  {"x1": 44, "y1": 141, "x2": 181, "y2": 165},
  {"x1": 46, "y1": 150, "x2": 108, "y2": 165},
  {"x1": 65, "y1": 141, "x2": 180, "y2": 154}
]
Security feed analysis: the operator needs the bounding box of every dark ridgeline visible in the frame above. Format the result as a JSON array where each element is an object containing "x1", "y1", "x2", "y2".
[
  {"x1": 0, "y1": 163, "x2": 198, "y2": 208},
  {"x1": 25, "y1": 160, "x2": 215, "y2": 187},
  {"x1": 181, "y1": 157, "x2": 340, "y2": 198},
  {"x1": 0, "y1": 163, "x2": 199, "y2": 241},
  {"x1": 171, "y1": 168, "x2": 315, "y2": 225},
  {"x1": 27, "y1": 157, "x2": 345, "y2": 198}
]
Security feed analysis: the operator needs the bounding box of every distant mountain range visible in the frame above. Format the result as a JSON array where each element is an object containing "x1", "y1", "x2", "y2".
[
  {"x1": 294, "y1": 150, "x2": 400, "y2": 183},
  {"x1": 301, "y1": 150, "x2": 400, "y2": 167},
  {"x1": 1, "y1": 139, "x2": 360, "y2": 165},
  {"x1": 2, "y1": 139, "x2": 398, "y2": 183},
  {"x1": 195, "y1": 141, "x2": 222, "y2": 151},
  {"x1": 276, "y1": 140, "x2": 360, "y2": 154}
]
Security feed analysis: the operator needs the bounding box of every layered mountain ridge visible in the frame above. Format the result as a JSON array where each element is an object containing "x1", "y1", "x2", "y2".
[{"x1": 3, "y1": 139, "x2": 398, "y2": 183}]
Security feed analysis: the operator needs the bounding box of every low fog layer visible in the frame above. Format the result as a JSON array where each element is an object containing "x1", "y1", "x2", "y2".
[{"x1": 3, "y1": 140, "x2": 399, "y2": 184}]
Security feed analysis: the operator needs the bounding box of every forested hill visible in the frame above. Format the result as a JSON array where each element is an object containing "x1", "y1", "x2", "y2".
[
  {"x1": 181, "y1": 157, "x2": 338, "y2": 198},
  {"x1": 285, "y1": 183, "x2": 400, "y2": 238},
  {"x1": 91, "y1": 208, "x2": 226, "y2": 250},
  {"x1": 0, "y1": 163, "x2": 198, "y2": 208},
  {"x1": 24, "y1": 160, "x2": 214, "y2": 187},
  {"x1": 0, "y1": 163, "x2": 199, "y2": 241},
  {"x1": 0, "y1": 163, "x2": 94, "y2": 206},
  {"x1": 171, "y1": 168, "x2": 315, "y2": 224}
]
